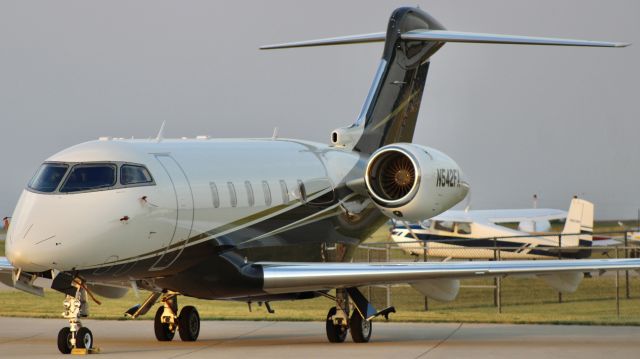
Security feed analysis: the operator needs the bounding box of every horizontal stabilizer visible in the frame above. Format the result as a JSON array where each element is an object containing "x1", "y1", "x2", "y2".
[
  {"x1": 260, "y1": 32, "x2": 385, "y2": 49},
  {"x1": 401, "y1": 30, "x2": 629, "y2": 47},
  {"x1": 261, "y1": 30, "x2": 629, "y2": 50}
]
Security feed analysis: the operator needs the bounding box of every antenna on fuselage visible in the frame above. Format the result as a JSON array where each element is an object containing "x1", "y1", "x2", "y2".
[
  {"x1": 272, "y1": 127, "x2": 279, "y2": 140},
  {"x1": 156, "y1": 121, "x2": 166, "y2": 143}
]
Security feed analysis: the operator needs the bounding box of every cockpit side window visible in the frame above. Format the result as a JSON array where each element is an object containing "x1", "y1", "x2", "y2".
[
  {"x1": 60, "y1": 164, "x2": 117, "y2": 193},
  {"x1": 120, "y1": 164, "x2": 153, "y2": 185},
  {"x1": 434, "y1": 221, "x2": 454, "y2": 233},
  {"x1": 28, "y1": 163, "x2": 68, "y2": 193}
]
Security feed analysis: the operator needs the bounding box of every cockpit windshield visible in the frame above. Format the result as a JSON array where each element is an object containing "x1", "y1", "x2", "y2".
[
  {"x1": 60, "y1": 164, "x2": 117, "y2": 193},
  {"x1": 28, "y1": 163, "x2": 69, "y2": 193},
  {"x1": 27, "y1": 162, "x2": 154, "y2": 194}
]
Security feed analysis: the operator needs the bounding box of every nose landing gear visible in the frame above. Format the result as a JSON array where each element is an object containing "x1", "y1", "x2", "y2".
[
  {"x1": 57, "y1": 282, "x2": 98, "y2": 354},
  {"x1": 153, "y1": 293, "x2": 201, "y2": 342}
]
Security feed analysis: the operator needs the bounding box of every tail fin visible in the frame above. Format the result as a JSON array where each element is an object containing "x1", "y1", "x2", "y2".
[
  {"x1": 261, "y1": 7, "x2": 628, "y2": 154},
  {"x1": 561, "y1": 198, "x2": 594, "y2": 247}
]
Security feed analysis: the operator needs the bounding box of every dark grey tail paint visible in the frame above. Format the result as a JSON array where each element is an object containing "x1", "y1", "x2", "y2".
[{"x1": 353, "y1": 7, "x2": 445, "y2": 154}]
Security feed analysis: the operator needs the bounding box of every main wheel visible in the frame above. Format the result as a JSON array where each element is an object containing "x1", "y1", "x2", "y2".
[
  {"x1": 349, "y1": 312, "x2": 372, "y2": 343},
  {"x1": 76, "y1": 327, "x2": 93, "y2": 349},
  {"x1": 57, "y1": 327, "x2": 73, "y2": 354},
  {"x1": 178, "y1": 305, "x2": 200, "y2": 341},
  {"x1": 154, "y1": 306, "x2": 175, "y2": 341},
  {"x1": 325, "y1": 307, "x2": 347, "y2": 343}
]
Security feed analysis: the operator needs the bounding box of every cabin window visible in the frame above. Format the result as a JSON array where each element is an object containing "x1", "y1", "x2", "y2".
[
  {"x1": 457, "y1": 223, "x2": 471, "y2": 235},
  {"x1": 227, "y1": 182, "x2": 237, "y2": 207},
  {"x1": 279, "y1": 180, "x2": 289, "y2": 203},
  {"x1": 245, "y1": 181, "x2": 254, "y2": 207},
  {"x1": 60, "y1": 164, "x2": 117, "y2": 193},
  {"x1": 297, "y1": 179, "x2": 306, "y2": 202},
  {"x1": 434, "y1": 221, "x2": 454, "y2": 233},
  {"x1": 120, "y1": 164, "x2": 153, "y2": 185},
  {"x1": 209, "y1": 182, "x2": 220, "y2": 208},
  {"x1": 28, "y1": 163, "x2": 68, "y2": 193},
  {"x1": 262, "y1": 181, "x2": 272, "y2": 206}
]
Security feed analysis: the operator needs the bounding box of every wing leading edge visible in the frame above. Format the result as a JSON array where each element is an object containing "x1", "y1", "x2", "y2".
[{"x1": 259, "y1": 259, "x2": 640, "y2": 294}]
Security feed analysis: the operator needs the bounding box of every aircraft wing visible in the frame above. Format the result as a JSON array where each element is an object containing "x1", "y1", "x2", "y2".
[
  {"x1": 258, "y1": 258, "x2": 640, "y2": 294},
  {"x1": 0, "y1": 256, "x2": 12, "y2": 271},
  {"x1": 432, "y1": 208, "x2": 567, "y2": 224},
  {"x1": 0, "y1": 257, "x2": 15, "y2": 287}
]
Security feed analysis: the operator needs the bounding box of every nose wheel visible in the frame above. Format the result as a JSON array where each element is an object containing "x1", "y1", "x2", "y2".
[{"x1": 57, "y1": 327, "x2": 73, "y2": 354}]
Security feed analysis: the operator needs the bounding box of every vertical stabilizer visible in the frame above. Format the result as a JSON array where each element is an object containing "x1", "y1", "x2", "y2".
[
  {"x1": 561, "y1": 198, "x2": 594, "y2": 247},
  {"x1": 351, "y1": 8, "x2": 445, "y2": 153}
]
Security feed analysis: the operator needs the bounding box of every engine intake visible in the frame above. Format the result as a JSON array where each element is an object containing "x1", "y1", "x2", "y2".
[
  {"x1": 366, "y1": 148, "x2": 419, "y2": 206},
  {"x1": 365, "y1": 143, "x2": 468, "y2": 221}
]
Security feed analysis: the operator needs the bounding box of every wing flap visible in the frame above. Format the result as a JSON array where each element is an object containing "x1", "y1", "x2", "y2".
[{"x1": 259, "y1": 259, "x2": 640, "y2": 294}]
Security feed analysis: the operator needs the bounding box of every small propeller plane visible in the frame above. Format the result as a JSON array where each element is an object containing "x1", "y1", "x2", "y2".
[
  {"x1": 0, "y1": 7, "x2": 637, "y2": 354},
  {"x1": 391, "y1": 198, "x2": 594, "y2": 260}
]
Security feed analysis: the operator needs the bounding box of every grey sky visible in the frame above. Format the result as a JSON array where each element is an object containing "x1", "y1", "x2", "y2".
[{"x1": 0, "y1": 1, "x2": 638, "y2": 219}]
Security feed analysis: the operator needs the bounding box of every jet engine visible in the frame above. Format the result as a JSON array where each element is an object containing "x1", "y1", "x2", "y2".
[{"x1": 364, "y1": 143, "x2": 469, "y2": 221}]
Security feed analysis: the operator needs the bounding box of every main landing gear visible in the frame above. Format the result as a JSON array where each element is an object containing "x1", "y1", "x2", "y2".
[
  {"x1": 57, "y1": 281, "x2": 96, "y2": 354},
  {"x1": 324, "y1": 288, "x2": 395, "y2": 343},
  {"x1": 153, "y1": 293, "x2": 201, "y2": 342}
]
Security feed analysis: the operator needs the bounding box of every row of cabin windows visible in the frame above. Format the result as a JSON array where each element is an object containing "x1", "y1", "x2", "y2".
[{"x1": 209, "y1": 179, "x2": 300, "y2": 208}]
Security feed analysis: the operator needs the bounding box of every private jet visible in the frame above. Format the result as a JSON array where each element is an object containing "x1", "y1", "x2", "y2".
[
  {"x1": 391, "y1": 198, "x2": 593, "y2": 260},
  {"x1": 0, "y1": 7, "x2": 637, "y2": 354}
]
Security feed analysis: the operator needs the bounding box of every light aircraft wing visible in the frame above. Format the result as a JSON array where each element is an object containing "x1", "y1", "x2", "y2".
[
  {"x1": 259, "y1": 259, "x2": 640, "y2": 294},
  {"x1": 432, "y1": 209, "x2": 567, "y2": 224}
]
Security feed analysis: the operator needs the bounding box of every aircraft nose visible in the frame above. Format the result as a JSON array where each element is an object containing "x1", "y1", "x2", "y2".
[
  {"x1": 4, "y1": 191, "x2": 60, "y2": 272},
  {"x1": 5, "y1": 224, "x2": 54, "y2": 272}
]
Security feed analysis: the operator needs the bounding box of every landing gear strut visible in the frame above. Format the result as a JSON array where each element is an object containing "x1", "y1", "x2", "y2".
[
  {"x1": 57, "y1": 281, "x2": 95, "y2": 354},
  {"x1": 324, "y1": 287, "x2": 395, "y2": 344},
  {"x1": 153, "y1": 293, "x2": 200, "y2": 342}
]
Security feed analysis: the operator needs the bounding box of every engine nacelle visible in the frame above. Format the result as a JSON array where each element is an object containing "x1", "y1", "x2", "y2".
[{"x1": 364, "y1": 143, "x2": 469, "y2": 221}]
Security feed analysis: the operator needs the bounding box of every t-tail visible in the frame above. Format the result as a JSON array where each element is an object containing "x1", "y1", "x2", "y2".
[{"x1": 261, "y1": 7, "x2": 628, "y2": 154}]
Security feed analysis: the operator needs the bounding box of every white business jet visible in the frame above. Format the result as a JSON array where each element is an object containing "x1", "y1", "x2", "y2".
[
  {"x1": 392, "y1": 198, "x2": 594, "y2": 260},
  {"x1": 0, "y1": 6, "x2": 636, "y2": 354}
]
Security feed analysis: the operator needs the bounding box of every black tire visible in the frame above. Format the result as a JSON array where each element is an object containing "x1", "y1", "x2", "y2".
[
  {"x1": 178, "y1": 305, "x2": 200, "y2": 342},
  {"x1": 349, "y1": 312, "x2": 372, "y2": 343},
  {"x1": 325, "y1": 307, "x2": 347, "y2": 343},
  {"x1": 154, "y1": 306, "x2": 175, "y2": 341},
  {"x1": 76, "y1": 327, "x2": 93, "y2": 349},
  {"x1": 57, "y1": 327, "x2": 73, "y2": 354}
]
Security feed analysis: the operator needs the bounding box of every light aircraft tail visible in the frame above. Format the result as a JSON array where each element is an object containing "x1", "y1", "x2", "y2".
[
  {"x1": 261, "y1": 8, "x2": 628, "y2": 154},
  {"x1": 560, "y1": 198, "x2": 594, "y2": 247}
]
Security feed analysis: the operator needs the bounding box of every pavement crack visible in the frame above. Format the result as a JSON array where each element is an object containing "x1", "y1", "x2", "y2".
[
  {"x1": 414, "y1": 323, "x2": 463, "y2": 359},
  {"x1": 167, "y1": 321, "x2": 277, "y2": 359}
]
